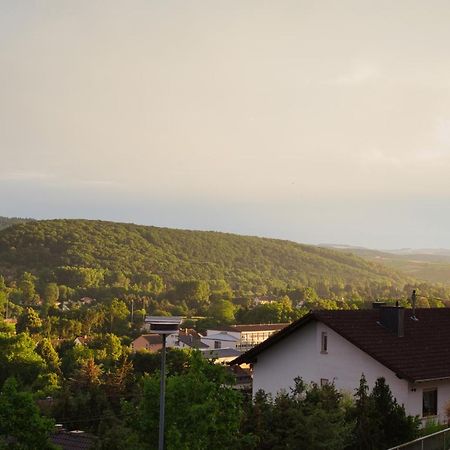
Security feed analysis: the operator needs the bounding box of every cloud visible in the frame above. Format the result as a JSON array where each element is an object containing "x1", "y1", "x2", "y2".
[
  {"x1": 435, "y1": 118, "x2": 450, "y2": 146},
  {"x1": 358, "y1": 148, "x2": 401, "y2": 167},
  {"x1": 0, "y1": 171, "x2": 53, "y2": 181},
  {"x1": 328, "y1": 63, "x2": 381, "y2": 86}
]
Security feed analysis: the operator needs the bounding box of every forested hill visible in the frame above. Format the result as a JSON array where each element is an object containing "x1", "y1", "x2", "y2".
[
  {"x1": 0, "y1": 216, "x2": 32, "y2": 231},
  {"x1": 0, "y1": 219, "x2": 422, "y2": 300}
]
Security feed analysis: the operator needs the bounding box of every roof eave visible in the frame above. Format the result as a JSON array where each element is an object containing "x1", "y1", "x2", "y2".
[{"x1": 413, "y1": 376, "x2": 450, "y2": 383}]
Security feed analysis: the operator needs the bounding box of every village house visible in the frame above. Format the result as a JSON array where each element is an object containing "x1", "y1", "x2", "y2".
[
  {"x1": 74, "y1": 335, "x2": 90, "y2": 346},
  {"x1": 131, "y1": 334, "x2": 163, "y2": 352},
  {"x1": 131, "y1": 328, "x2": 208, "y2": 352},
  {"x1": 167, "y1": 328, "x2": 209, "y2": 350},
  {"x1": 232, "y1": 306, "x2": 450, "y2": 424},
  {"x1": 202, "y1": 323, "x2": 288, "y2": 351}
]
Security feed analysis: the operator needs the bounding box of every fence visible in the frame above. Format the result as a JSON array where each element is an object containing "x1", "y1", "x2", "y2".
[{"x1": 388, "y1": 428, "x2": 450, "y2": 450}]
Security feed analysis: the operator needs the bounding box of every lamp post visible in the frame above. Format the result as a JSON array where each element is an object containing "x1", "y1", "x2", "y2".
[{"x1": 146, "y1": 316, "x2": 183, "y2": 450}]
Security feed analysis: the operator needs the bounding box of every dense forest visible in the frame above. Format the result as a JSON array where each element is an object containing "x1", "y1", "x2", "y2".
[
  {"x1": 1, "y1": 219, "x2": 447, "y2": 300},
  {"x1": 0, "y1": 218, "x2": 448, "y2": 327},
  {"x1": 0, "y1": 216, "x2": 32, "y2": 231}
]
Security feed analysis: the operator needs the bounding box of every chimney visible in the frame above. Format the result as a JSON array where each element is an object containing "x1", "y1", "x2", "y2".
[
  {"x1": 411, "y1": 289, "x2": 417, "y2": 319},
  {"x1": 379, "y1": 306, "x2": 404, "y2": 337}
]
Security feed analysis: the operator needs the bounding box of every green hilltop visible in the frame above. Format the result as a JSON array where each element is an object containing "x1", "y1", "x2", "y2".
[
  {"x1": 0, "y1": 219, "x2": 425, "y2": 300},
  {"x1": 0, "y1": 216, "x2": 32, "y2": 231}
]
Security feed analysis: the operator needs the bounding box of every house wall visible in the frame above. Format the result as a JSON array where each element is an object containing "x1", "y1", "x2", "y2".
[
  {"x1": 252, "y1": 321, "x2": 420, "y2": 416},
  {"x1": 206, "y1": 328, "x2": 281, "y2": 351},
  {"x1": 131, "y1": 336, "x2": 162, "y2": 353},
  {"x1": 131, "y1": 336, "x2": 148, "y2": 351},
  {"x1": 407, "y1": 379, "x2": 450, "y2": 423},
  {"x1": 201, "y1": 336, "x2": 238, "y2": 349}
]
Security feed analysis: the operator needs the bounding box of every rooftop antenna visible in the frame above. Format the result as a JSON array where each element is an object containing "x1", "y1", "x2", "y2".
[{"x1": 411, "y1": 289, "x2": 418, "y2": 321}]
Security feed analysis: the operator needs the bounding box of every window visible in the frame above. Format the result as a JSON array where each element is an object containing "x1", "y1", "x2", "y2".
[
  {"x1": 321, "y1": 332, "x2": 328, "y2": 353},
  {"x1": 214, "y1": 340, "x2": 221, "y2": 349},
  {"x1": 423, "y1": 389, "x2": 438, "y2": 417}
]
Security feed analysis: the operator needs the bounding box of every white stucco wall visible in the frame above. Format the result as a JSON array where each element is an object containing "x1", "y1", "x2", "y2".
[
  {"x1": 407, "y1": 379, "x2": 450, "y2": 423},
  {"x1": 252, "y1": 321, "x2": 450, "y2": 420},
  {"x1": 201, "y1": 336, "x2": 238, "y2": 349}
]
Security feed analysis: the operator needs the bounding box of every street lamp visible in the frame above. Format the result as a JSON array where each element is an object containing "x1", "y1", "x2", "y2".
[{"x1": 147, "y1": 316, "x2": 183, "y2": 450}]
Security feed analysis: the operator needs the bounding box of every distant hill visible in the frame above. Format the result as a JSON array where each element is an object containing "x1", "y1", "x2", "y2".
[
  {"x1": 0, "y1": 216, "x2": 32, "y2": 231},
  {"x1": 323, "y1": 244, "x2": 450, "y2": 285},
  {"x1": 0, "y1": 219, "x2": 417, "y2": 299}
]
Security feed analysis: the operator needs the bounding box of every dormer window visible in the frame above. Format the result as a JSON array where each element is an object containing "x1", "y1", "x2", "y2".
[{"x1": 321, "y1": 332, "x2": 328, "y2": 353}]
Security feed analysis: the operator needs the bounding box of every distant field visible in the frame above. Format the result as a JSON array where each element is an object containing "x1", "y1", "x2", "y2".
[{"x1": 323, "y1": 245, "x2": 450, "y2": 286}]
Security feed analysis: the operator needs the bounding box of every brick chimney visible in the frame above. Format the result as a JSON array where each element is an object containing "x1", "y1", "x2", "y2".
[{"x1": 379, "y1": 306, "x2": 405, "y2": 337}]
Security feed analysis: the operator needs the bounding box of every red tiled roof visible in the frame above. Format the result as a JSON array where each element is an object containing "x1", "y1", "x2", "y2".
[
  {"x1": 232, "y1": 308, "x2": 450, "y2": 382},
  {"x1": 140, "y1": 334, "x2": 162, "y2": 345}
]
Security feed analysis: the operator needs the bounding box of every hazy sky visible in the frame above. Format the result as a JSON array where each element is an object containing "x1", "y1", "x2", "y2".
[{"x1": 1, "y1": 1, "x2": 450, "y2": 248}]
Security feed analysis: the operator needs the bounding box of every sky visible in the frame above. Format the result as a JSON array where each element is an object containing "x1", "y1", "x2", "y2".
[{"x1": 1, "y1": 0, "x2": 450, "y2": 249}]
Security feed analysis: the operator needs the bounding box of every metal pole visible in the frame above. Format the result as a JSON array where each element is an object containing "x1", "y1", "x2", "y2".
[
  {"x1": 158, "y1": 334, "x2": 167, "y2": 450},
  {"x1": 131, "y1": 298, "x2": 134, "y2": 324}
]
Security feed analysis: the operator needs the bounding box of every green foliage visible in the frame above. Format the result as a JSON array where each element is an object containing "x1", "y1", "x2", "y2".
[
  {"x1": 91, "y1": 333, "x2": 124, "y2": 365},
  {"x1": 237, "y1": 298, "x2": 306, "y2": 324},
  {"x1": 175, "y1": 280, "x2": 210, "y2": 310},
  {"x1": 0, "y1": 216, "x2": 32, "y2": 231},
  {"x1": 128, "y1": 352, "x2": 243, "y2": 450},
  {"x1": 131, "y1": 348, "x2": 192, "y2": 377},
  {"x1": 0, "y1": 378, "x2": 55, "y2": 449},
  {"x1": 242, "y1": 378, "x2": 351, "y2": 450},
  {"x1": 36, "y1": 338, "x2": 61, "y2": 374},
  {"x1": 55, "y1": 266, "x2": 105, "y2": 289},
  {"x1": 208, "y1": 299, "x2": 235, "y2": 323},
  {"x1": 107, "y1": 298, "x2": 129, "y2": 334},
  {"x1": 348, "y1": 375, "x2": 419, "y2": 449},
  {"x1": 0, "y1": 276, "x2": 8, "y2": 316},
  {"x1": 0, "y1": 219, "x2": 439, "y2": 305},
  {"x1": 42, "y1": 283, "x2": 59, "y2": 310},
  {"x1": 349, "y1": 374, "x2": 377, "y2": 450},
  {"x1": 17, "y1": 272, "x2": 39, "y2": 306},
  {"x1": 420, "y1": 419, "x2": 447, "y2": 437},
  {"x1": 0, "y1": 319, "x2": 15, "y2": 335},
  {"x1": 16, "y1": 307, "x2": 42, "y2": 334},
  {"x1": 0, "y1": 331, "x2": 46, "y2": 386}
]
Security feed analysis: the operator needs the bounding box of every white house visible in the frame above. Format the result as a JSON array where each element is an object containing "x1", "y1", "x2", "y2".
[
  {"x1": 203, "y1": 323, "x2": 288, "y2": 351},
  {"x1": 167, "y1": 328, "x2": 208, "y2": 350},
  {"x1": 201, "y1": 331, "x2": 239, "y2": 350},
  {"x1": 232, "y1": 307, "x2": 450, "y2": 424},
  {"x1": 131, "y1": 328, "x2": 208, "y2": 352}
]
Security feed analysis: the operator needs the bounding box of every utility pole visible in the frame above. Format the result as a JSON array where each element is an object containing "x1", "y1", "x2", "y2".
[
  {"x1": 159, "y1": 334, "x2": 167, "y2": 450},
  {"x1": 146, "y1": 316, "x2": 183, "y2": 450},
  {"x1": 131, "y1": 298, "x2": 134, "y2": 324}
]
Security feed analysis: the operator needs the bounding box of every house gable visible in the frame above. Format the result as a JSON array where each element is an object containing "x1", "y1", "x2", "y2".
[
  {"x1": 252, "y1": 320, "x2": 410, "y2": 409},
  {"x1": 233, "y1": 309, "x2": 450, "y2": 383}
]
